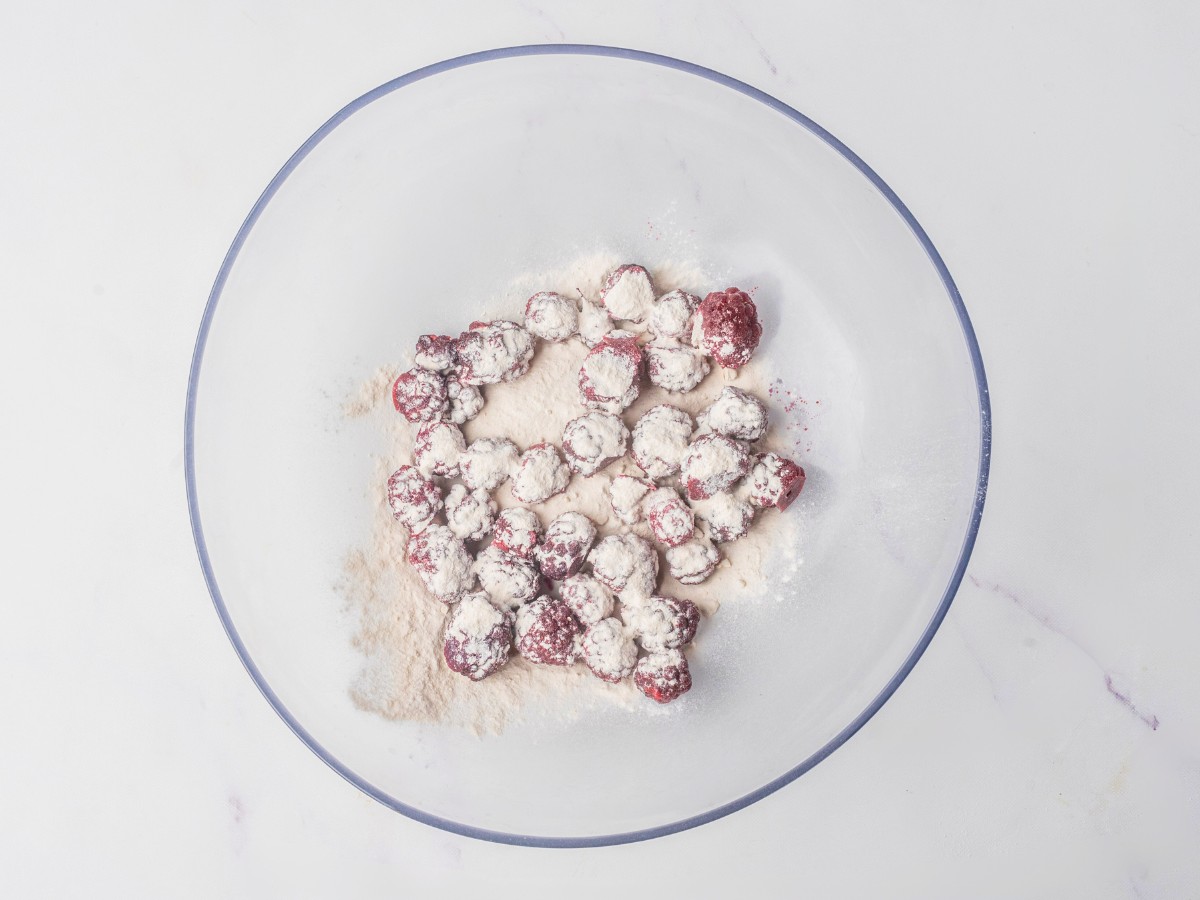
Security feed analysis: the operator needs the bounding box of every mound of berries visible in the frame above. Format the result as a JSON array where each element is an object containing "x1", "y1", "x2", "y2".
[{"x1": 382, "y1": 263, "x2": 808, "y2": 705}]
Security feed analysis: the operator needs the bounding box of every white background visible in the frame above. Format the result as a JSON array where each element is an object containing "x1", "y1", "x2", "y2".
[{"x1": 3, "y1": 2, "x2": 1198, "y2": 897}]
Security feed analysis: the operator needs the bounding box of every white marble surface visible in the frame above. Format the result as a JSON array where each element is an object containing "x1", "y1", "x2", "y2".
[{"x1": 3, "y1": 2, "x2": 1199, "y2": 897}]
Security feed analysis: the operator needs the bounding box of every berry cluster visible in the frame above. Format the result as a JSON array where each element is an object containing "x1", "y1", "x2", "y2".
[{"x1": 385, "y1": 265, "x2": 805, "y2": 705}]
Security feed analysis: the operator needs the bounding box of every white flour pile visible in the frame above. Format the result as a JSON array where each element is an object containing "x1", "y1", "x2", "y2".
[{"x1": 340, "y1": 253, "x2": 803, "y2": 734}]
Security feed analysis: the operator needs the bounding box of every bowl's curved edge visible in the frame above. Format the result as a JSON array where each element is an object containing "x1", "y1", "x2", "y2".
[{"x1": 184, "y1": 43, "x2": 992, "y2": 848}]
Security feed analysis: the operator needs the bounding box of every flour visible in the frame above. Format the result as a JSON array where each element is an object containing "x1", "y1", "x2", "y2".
[{"x1": 341, "y1": 253, "x2": 806, "y2": 734}]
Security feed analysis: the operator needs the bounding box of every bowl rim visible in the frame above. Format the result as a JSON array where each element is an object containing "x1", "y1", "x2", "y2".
[{"x1": 185, "y1": 43, "x2": 992, "y2": 848}]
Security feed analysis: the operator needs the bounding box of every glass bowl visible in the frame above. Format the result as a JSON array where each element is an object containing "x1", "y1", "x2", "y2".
[{"x1": 186, "y1": 45, "x2": 990, "y2": 846}]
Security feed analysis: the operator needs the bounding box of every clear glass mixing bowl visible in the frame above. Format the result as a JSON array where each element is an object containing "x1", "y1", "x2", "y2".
[{"x1": 186, "y1": 46, "x2": 990, "y2": 846}]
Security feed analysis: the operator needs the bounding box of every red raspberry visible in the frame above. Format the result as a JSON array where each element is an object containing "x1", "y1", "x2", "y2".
[
  {"x1": 665, "y1": 540, "x2": 720, "y2": 586},
  {"x1": 626, "y1": 594, "x2": 700, "y2": 650},
  {"x1": 386, "y1": 465, "x2": 442, "y2": 531},
  {"x1": 443, "y1": 484, "x2": 496, "y2": 542},
  {"x1": 524, "y1": 291, "x2": 578, "y2": 342},
  {"x1": 581, "y1": 617, "x2": 638, "y2": 683},
  {"x1": 412, "y1": 421, "x2": 465, "y2": 477},
  {"x1": 490, "y1": 508, "x2": 542, "y2": 558},
  {"x1": 510, "y1": 443, "x2": 570, "y2": 504},
  {"x1": 631, "y1": 404, "x2": 693, "y2": 479},
  {"x1": 696, "y1": 493, "x2": 755, "y2": 543},
  {"x1": 561, "y1": 411, "x2": 629, "y2": 476},
  {"x1": 444, "y1": 376, "x2": 484, "y2": 424},
  {"x1": 648, "y1": 289, "x2": 699, "y2": 341},
  {"x1": 406, "y1": 524, "x2": 474, "y2": 602},
  {"x1": 460, "y1": 437, "x2": 519, "y2": 492},
  {"x1": 698, "y1": 386, "x2": 768, "y2": 441},
  {"x1": 414, "y1": 334, "x2": 455, "y2": 373},
  {"x1": 748, "y1": 452, "x2": 806, "y2": 510},
  {"x1": 679, "y1": 433, "x2": 750, "y2": 501},
  {"x1": 645, "y1": 345, "x2": 710, "y2": 394},
  {"x1": 599, "y1": 264, "x2": 655, "y2": 323},
  {"x1": 588, "y1": 533, "x2": 659, "y2": 599},
  {"x1": 644, "y1": 488, "x2": 696, "y2": 548},
  {"x1": 559, "y1": 574, "x2": 614, "y2": 625},
  {"x1": 475, "y1": 545, "x2": 541, "y2": 610},
  {"x1": 392, "y1": 367, "x2": 448, "y2": 423},
  {"x1": 534, "y1": 512, "x2": 597, "y2": 581},
  {"x1": 453, "y1": 320, "x2": 535, "y2": 385},
  {"x1": 515, "y1": 597, "x2": 582, "y2": 666},
  {"x1": 443, "y1": 591, "x2": 513, "y2": 681},
  {"x1": 634, "y1": 650, "x2": 692, "y2": 704},
  {"x1": 609, "y1": 474, "x2": 653, "y2": 525},
  {"x1": 578, "y1": 334, "x2": 643, "y2": 413},
  {"x1": 694, "y1": 287, "x2": 763, "y2": 369}
]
